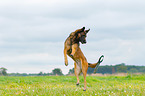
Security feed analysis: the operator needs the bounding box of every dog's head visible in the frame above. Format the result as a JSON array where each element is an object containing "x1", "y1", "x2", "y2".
[{"x1": 77, "y1": 28, "x2": 90, "y2": 44}]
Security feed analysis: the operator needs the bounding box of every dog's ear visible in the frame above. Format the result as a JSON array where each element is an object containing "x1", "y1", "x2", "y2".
[
  {"x1": 85, "y1": 29, "x2": 90, "y2": 33},
  {"x1": 75, "y1": 27, "x2": 85, "y2": 33},
  {"x1": 81, "y1": 27, "x2": 85, "y2": 31}
]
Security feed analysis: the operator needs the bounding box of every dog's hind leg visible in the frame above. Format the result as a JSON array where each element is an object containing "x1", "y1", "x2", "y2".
[
  {"x1": 81, "y1": 59, "x2": 88, "y2": 91},
  {"x1": 74, "y1": 62, "x2": 81, "y2": 86}
]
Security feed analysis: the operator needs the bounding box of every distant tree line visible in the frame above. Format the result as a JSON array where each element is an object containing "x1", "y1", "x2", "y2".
[
  {"x1": 1, "y1": 63, "x2": 145, "y2": 76},
  {"x1": 91, "y1": 63, "x2": 145, "y2": 74},
  {"x1": 68, "y1": 63, "x2": 145, "y2": 75},
  {"x1": 5, "y1": 68, "x2": 63, "y2": 76}
]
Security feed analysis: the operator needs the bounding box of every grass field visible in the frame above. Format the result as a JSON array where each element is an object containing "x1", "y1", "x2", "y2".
[{"x1": 0, "y1": 75, "x2": 145, "y2": 96}]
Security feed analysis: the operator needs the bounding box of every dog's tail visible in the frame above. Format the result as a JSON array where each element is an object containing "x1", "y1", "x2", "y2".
[{"x1": 88, "y1": 55, "x2": 104, "y2": 73}]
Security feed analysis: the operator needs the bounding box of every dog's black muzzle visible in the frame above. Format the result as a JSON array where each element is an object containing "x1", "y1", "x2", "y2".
[
  {"x1": 82, "y1": 41, "x2": 86, "y2": 44},
  {"x1": 80, "y1": 36, "x2": 86, "y2": 44}
]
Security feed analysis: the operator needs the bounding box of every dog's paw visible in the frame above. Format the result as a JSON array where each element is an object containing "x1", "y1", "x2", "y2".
[
  {"x1": 65, "y1": 63, "x2": 68, "y2": 66},
  {"x1": 76, "y1": 83, "x2": 79, "y2": 86},
  {"x1": 83, "y1": 89, "x2": 86, "y2": 91},
  {"x1": 70, "y1": 54, "x2": 73, "y2": 58}
]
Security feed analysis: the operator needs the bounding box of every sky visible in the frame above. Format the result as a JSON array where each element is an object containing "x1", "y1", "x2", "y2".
[{"x1": 0, "y1": 0, "x2": 145, "y2": 74}]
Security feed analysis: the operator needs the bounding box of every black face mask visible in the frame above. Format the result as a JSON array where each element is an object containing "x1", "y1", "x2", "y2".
[{"x1": 80, "y1": 35, "x2": 86, "y2": 44}]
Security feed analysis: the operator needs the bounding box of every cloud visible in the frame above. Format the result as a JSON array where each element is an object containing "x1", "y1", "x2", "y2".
[{"x1": 0, "y1": 0, "x2": 145, "y2": 74}]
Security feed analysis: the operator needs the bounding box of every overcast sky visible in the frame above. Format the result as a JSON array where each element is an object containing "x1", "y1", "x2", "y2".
[{"x1": 0, "y1": 0, "x2": 145, "y2": 74}]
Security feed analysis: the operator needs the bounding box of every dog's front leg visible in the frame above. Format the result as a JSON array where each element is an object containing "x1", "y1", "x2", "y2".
[
  {"x1": 70, "y1": 44, "x2": 78, "y2": 57},
  {"x1": 64, "y1": 48, "x2": 68, "y2": 66}
]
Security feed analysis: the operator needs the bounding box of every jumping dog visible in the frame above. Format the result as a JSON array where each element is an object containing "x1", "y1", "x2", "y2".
[{"x1": 64, "y1": 27, "x2": 104, "y2": 91}]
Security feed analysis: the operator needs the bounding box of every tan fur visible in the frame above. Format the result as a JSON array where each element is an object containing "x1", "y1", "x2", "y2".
[{"x1": 64, "y1": 27, "x2": 103, "y2": 91}]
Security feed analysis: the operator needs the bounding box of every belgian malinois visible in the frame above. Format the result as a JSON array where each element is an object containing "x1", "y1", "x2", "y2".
[{"x1": 64, "y1": 27, "x2": 104, "y2": 91}]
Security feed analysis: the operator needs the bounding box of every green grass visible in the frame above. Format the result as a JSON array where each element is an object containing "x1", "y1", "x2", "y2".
[{"x1": 0, "y1": 75, "x2": 145, "y2": 96}]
